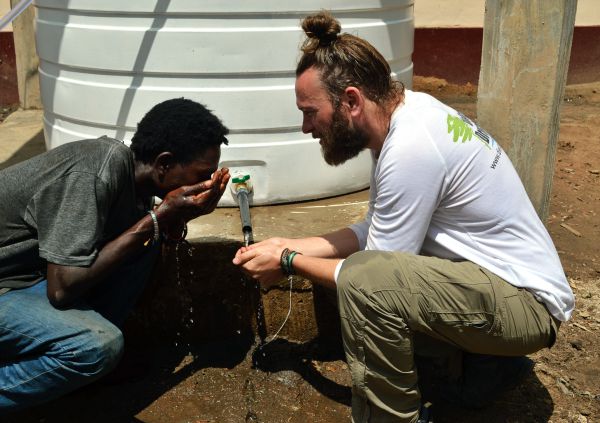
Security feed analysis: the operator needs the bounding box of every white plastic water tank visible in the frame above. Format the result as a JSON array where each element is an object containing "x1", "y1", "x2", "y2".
[{"x1": 35, "y1": 0, "x2": 414, "y2": 206}]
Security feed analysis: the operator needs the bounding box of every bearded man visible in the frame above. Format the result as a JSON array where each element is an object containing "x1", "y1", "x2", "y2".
[{"x1": 233, "y1": 11, "x2": 573, "y2": 423}]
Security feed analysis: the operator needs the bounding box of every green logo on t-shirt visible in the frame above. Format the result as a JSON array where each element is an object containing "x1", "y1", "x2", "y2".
[
  {"x1": 447, "y1": 114, "x2": 474, "y2": 143},
  {"x1": 446, "y1": 112, "x2": 496, "y2": 150}
]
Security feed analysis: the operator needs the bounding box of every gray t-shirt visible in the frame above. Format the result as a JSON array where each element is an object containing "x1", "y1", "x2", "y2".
[{"x1": 0, "y1": 136, "x2": 146, "y2": 293}]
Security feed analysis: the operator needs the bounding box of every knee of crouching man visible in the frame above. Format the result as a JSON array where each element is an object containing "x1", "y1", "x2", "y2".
[
  {"x1": 337, "y1": 251, "x2": 379, "y2": 294},
  {"x1": 94, "y1": 327, "x2": 124, "y2": 375},
  {"x1": 337, "y1": 250, "x2": 405, "y2": 296},
  {"x1": 75, "y1": 325, "x2": 125, "y2": 377}
]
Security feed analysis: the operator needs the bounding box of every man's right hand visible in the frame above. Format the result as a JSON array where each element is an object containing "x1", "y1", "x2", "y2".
[{"x1": 155, "y1": 168, "x2": 230, "y2": 226}]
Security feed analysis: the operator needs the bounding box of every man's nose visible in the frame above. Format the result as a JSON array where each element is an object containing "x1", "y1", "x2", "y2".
[{"x1": 302, "y1": 117, "x2": 313, "y2": 134}]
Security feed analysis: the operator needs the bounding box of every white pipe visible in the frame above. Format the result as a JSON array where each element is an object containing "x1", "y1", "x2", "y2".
[{"x1": 0, "y1": 0, "x2": 34, "y2": 32}]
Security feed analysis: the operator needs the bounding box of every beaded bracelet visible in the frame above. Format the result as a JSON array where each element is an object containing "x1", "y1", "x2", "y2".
[
  {"x1": 280, "y1": 248, "x2": 302, "y2": 276},
  {"x1": 287, "y1": 251, "x2": 300, "y2": 275},
  {"x1": 280, "y1": 248, "x2": 291, "y2": 275}
]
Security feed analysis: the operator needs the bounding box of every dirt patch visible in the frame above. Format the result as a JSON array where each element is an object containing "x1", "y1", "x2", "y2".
[
  {"x1": 0, "y1": 104, "x2": 18, "y2": 124},
  {"x1": 4, "y1": 78, "x2": 600, "y2": 422},
  {"x1": 535, "y1": 81, "x2": 600, "y2": 423}
]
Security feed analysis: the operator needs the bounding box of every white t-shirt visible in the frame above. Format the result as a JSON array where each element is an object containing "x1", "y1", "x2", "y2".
[{"x1": 348, "y1": 90, "x2": 574, "y2": 321}]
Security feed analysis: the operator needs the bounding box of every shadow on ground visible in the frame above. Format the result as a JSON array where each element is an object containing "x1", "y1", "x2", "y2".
[
  {"x1": 417, "y1": 356, "x2": 554, "y2": 422},
  {"x1": 3, "y1": 337, "x2": 253, "y2": 423},
  {"x1": 0, "y1": 237, "x2": 557, "y2": 422},
  {"x1": 3, "y1": 334, "x2": 555, "y2": 423},
  {"x1": 0, "y1": 129, "x2": 45, "y2": 171}
]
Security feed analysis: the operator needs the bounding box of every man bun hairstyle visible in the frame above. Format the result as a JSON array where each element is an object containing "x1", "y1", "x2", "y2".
[
  {"x1": 130, "y1": 98, "x2": 229, "y2": 165},
  {"x1": 301, "y1": 12, "x2": 341, "y2": 49},
  {"x1": 297, "y1": 11, "x2": 403, "y2": 107}
]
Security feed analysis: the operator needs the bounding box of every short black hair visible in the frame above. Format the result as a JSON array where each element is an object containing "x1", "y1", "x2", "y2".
[{"x1": 130, "y1": 98, "x2": 229, "y2": 164}]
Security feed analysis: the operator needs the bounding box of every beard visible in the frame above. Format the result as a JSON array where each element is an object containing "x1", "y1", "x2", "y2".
[{"x1": 319, "y1": 106, "x2": 370, "y2": 166}]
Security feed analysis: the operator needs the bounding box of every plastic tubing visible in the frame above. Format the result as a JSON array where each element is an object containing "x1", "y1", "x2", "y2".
[{"x1": 237, "y1": 189, "x2": 253, "y2": 235}]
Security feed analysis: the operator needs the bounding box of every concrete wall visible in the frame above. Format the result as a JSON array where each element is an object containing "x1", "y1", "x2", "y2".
[{"x1": 413, "y1": 0, "x2": 600, "y2": 85}]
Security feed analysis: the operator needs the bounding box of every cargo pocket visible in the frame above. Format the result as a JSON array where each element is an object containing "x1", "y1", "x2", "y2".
[{"x1": 426, "y1": 270, "x2": 500, "y2": 349}]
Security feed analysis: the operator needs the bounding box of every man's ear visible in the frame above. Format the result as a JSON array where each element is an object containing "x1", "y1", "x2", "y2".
[
  {"x1": 153, "y1": 152, "x2": 175, "y2": 182},
  {"x1": 343, "y1": 86, "x2": 364, "y2": 118}
]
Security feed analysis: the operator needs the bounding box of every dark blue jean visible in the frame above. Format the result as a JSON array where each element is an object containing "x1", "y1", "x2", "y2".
[{"x1": 0, "y1": 244, "x2": 160, "y2": 413}]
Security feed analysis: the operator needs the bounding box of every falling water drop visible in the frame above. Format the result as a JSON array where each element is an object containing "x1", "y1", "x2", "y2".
[{"x1": 175, "y1": 242, "x2": 182, "y2": 286}]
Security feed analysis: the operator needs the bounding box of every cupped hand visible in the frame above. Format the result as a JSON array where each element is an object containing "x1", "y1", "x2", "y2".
[{"x1": 156, "y1": 168, "x2": 230, "y2": 226}]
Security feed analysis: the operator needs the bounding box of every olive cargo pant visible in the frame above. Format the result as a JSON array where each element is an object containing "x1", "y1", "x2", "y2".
[{"x1": 337, "y1": 251, "x2": 559, "y2": 423}]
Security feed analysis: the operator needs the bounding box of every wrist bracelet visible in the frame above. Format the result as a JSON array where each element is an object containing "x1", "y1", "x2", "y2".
[
  {"x1": 280, "y1": 248, "x2": 302, "y2": 276},
  {"x1": 148, "y1": 210, "x2": 160, "y2": 244},
  {"x1": 280, "y1": 248, "x2": 291, "y2": 275},
  {"x1": 287, "y1": 251, "x2": 300, "y2": 275}
]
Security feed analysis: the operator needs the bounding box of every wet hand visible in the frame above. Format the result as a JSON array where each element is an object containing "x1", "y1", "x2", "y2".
[
  {"x1": 233, "y1": 237, "x2": 289, "y2": 254},
  {"x1": 156, "y1": 168, "x2": 230, "y2": 225},
  {"x1": 232, "y1": 243, "x2": 285, "y2": 289}
]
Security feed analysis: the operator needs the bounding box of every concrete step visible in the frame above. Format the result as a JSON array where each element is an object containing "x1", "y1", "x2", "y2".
[{"x1": 128, "y1": 190, "x2": 369, "y2": 346}]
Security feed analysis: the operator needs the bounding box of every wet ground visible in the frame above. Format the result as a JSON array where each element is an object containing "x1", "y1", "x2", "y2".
[{"x1": 1, "y1": 77, "x2": 599, "y2": 422}]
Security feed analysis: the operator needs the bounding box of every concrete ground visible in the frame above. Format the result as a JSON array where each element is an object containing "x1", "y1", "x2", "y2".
[{"x1": 0, "y1": 110, "x2": 46, "y2": 170}]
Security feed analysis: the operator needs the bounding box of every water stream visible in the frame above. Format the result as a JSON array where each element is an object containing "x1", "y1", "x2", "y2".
[
  {"x1": 174, "y1": 240, "x2": 196, "y2": 354},
  {"x1": 242, "y1": 227, "x2": 270, "y2": 366}
]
